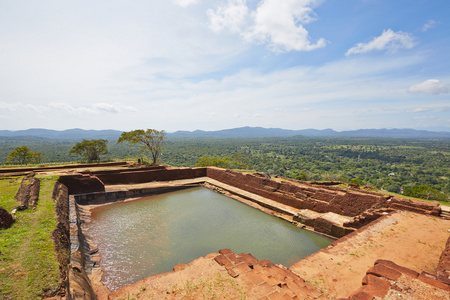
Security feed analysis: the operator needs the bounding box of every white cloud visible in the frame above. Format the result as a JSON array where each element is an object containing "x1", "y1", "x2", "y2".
[
  {"x1": 408, "y1": 107, "x2": 430, "y2": 113},
  {"x1": 346, "y1": 29, "x2": 416, "y2": 56},
  {"x1": 246, "y1": 0, "x2": 326, "y2": 52},
  {"x1": 92, "y1": 103, "x2": 121, "y2": 113},
  {"x1": 48, "y1": 102, "x2": 138, "y2": 114},
  {"x1": 422, "y1": 20, "x2": 437, "y2": 32},
  {"x1": 207, "y1": 0, "x2": 326, "y2": 52},
  {"x1": 49, "y1": 103, "x2": 97, "y2": 114},
  {"x1": 408, "y1": 79, "x2": 450, "y2": 95},
  {"x1": 92, "y1": 103, "x2": 138, "y2": 113},
  {"x1": 0, "y1": 102, "x2": 47, "y2": 113},
  {"x1": 207, "y1": 0, "x2": 248, "y2": 33},
  {"x1": 173, "y1": 0, "x2": 200, "y2": 7},
  {"x1": 414, "y1": 116, "x2": 437, "y2": 120}
]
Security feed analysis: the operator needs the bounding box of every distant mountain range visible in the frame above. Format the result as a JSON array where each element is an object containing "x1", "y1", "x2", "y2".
[
  {"x1": 1, "y1": 127, "x2": 449, "y2": 140},
  {"x1": 170, "y1": 127, "x2": 450, "y2": 138},
  {"x1": 0, "y1": 128, "x2": 122, "y2": 140}
]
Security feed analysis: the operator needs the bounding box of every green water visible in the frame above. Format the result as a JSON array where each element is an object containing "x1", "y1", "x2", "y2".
[{"x1": 86, "y1": 187, "x2": 333, "y2": 291}]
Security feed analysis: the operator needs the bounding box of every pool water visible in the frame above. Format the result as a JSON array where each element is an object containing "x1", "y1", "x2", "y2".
[{"x1": 86, "y1": 187, "x2": 333, "y2": 291}]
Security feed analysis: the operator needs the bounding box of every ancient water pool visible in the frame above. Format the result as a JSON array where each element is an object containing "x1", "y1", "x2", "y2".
[{"x1": 85, "y1": 187, "x2": 333, "y2": 291}]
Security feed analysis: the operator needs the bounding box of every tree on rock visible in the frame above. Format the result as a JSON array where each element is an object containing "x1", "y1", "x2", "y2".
[
  {"x1": 7, "y1": 146, "x2": 44, "y2": 165},
  {"x1": 196, "y1": 155, "x2": 251, "y2": 170},
  {"x1": 117, "y1": 129, "x2": 166, "y2": 164},
  {"x1": 70, "y1": 139, "x2": 108, "y2": 163}
]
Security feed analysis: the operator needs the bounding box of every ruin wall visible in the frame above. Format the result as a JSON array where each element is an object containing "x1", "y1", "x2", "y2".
[
  {"x1": 74, "y1": 185, "x2": 198, "y2": 206},
  {"x1": 206, "y1": 167, "x2": 387, "y2": 217},
  {"x1": 65, "y1": 166, "x2": 441, "y2": 220},
  {"x1": 94, "y1": 167, "x2": 207, "y2": 185},
  {"x1": 436, "y1": 236, "x2": 450, "y2": 285},
  {"x1": 51, "y1": 183, "x2": 71, "y2": 298},
  {"x1": 58, "y1": 174, "x2": 105, "y2": 195}
]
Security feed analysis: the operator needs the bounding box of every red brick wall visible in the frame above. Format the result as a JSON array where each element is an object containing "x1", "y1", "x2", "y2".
[
  {"x1": 206, "y1": 167, "x2": 386, "y2": 217},
  {"x1": 58, "y1": 174, "x2": 105, "y2": 195},
  {"x1": 59, "y1": 166, "x2": 441, "y2": 218},
  {"x1": 95, "y1": 167, "x2": 207, "y2": 185},
  {"x1": 389, "y1": 196, "x2": 440, "y2": 216},
  {"x1": 436, "y1": 236, "x2": 450, "y2": 284}
]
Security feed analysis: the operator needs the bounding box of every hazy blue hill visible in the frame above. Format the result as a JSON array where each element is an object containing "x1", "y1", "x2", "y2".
[
  {"x1": 337, "y1": 128, "x2": 450, "y2": 138},
  {"x1": 169, "y1": 127, "x2": 296, "y2": 138},
  {"x1": 0, "y1": 135, "x2": 53, "y2": 142},
  {"x1": 168, "y1": 126, "x2": 337, "y2": 138},
  {"x1": 169, "y1": 127, "x2": 450, "y2": 139},
  {"x1": 1, "y1": 127, "x2": 449, "y2": 140},
  {"x1": 0, "y1": 128, "x2": 122, "y2": 140}
]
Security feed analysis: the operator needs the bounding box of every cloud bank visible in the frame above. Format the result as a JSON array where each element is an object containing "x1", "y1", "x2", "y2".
[
  {"x1": 207, "y1": 0, "x2": 326, "y2": 52},
  {"x1": 408, "y1": 79, "x2": 449, "y2": 95},
  {"x1": 346, "y1": 29, "x2": 416, "y2": 55}
]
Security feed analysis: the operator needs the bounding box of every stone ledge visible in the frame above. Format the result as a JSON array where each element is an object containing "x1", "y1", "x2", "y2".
[
  {"x1": 344, "y1": 260, "x2": 450, "y2": 300},
  {"x1": 214, "y1": 249, "x2": 326, "y2": 299}
]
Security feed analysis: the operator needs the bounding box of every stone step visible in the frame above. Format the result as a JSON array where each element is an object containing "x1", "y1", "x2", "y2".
[
  {"x1": 440, "y1": 206, "x2": 450, "y2": 218},
  {"x1": 441, "y1": 205, "x2": 450, "y2": 212},
  {"x1": 214, "y1": 249, "x2": 325, "y2": 299},
  {"x1": 440, "y1": 213, "x2": 450, "y2": 219}
]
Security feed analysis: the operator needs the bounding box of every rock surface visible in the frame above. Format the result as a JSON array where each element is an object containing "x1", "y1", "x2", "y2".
[{"x1": 0, "y1": 206, "x2": 14, "y2": 229}]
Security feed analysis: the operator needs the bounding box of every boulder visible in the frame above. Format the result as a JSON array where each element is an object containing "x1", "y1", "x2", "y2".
[{"x1": 0, "y1": 207, "x2": 14, "y2": 229}]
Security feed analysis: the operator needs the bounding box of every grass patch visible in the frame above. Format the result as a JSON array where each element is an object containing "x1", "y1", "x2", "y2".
[{"x1": 0, "y1": 175, "x2": 61, "y2": 299}]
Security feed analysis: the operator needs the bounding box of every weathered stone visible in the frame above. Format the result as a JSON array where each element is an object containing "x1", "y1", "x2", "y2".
[
  {"x1": 173, "y1": 263, "x2": 187, "y2": 271},
  {"x1": 418, "y1": 271, "x2": 450, "y2": 291},
  {"x1": 218, "y1": 248, "x2": 233, "y2": 255},
  {"x1": 0, "y1": 206, "x2": 14, "y2": 229},
  {"x1": 366, "y1": 263, "x2": 402, "y2": 281},
  {"x1": 214, "y1": 254, "x2": 231, "y2": 267},
  {"x1": 348, "y1": 290, "x2": 373, "y2": 300},
  {"x1": 257, "y1": 282, "x2": 276, "y2": 296},
  {"x1": 58, "y1": 174, "x2": 105, "y2": 195},
  {"x1": 360, "y1": 274, "x2": 391, "y2": 298},
  {"x1": 436, "y1": 236, "x2": 450, "y2": 282},
  {"x1": 232, "y1": 262, "x2": 252, "y2": 275},
  {"x1": 267, "y1": 290, "x2": 289, "y2": 300},
  {"x1": 374, "y1": 259, "x2": 419, "y2": 278},
  {"x1": 227, "y1": 268, "x2": 239, "y2": 278}
]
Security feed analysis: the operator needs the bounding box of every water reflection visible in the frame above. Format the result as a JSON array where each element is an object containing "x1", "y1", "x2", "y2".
[{"x1": 86, "y1": 187, "x2": 333, "y2": 291}]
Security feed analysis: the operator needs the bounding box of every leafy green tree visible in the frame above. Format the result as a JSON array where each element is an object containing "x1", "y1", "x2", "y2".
[
  {"x1": 7, "y1": 146, "x2": 43, "y2": 165},
  {"x1": 70, "y1": 139, "x2": 108, "y2": 163},
  {"x1": 295, "y1": 171, "x2": 309, "y2": 181},
  {"x1": 33, "y1": 152, "x2": 45, "y2": 164},
  {"x1": 196, "y1": 155, "x2": 251, "y2": 169},
  {"x1": 117, "y1": 129, "x2": 166, "y2": 164},
  {"x1": 403, "y1": 185, "x2": 448, "y2": 201},
  {"x1": 350, "y1": 178, "x2": 365, "y2": 186},
  {"x1": 385, "y1": 184, "x2": 401, "y2": 194},
  {"x1": 229, "y1": 155, "x2": 251, "y2": 169},
  {"x1": 196, "y1": 156, "x2": 230, "y2": 168}
]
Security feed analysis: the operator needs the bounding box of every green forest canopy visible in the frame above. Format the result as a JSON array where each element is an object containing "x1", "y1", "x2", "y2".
[{"x1": 0, "y1": 136, "x2": 449, "y2": 201}]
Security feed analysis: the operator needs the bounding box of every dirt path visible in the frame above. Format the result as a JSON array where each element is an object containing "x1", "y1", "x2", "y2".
[
  {"x1": 289, "y1": 211, "x2": 450, "y2": 298},
  {"x1": 107, "y1": 253, "x2": 249, "y2": 300}
]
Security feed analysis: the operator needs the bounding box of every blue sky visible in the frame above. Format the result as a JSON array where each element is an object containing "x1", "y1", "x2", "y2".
[{"x1": 0, "y1": 0, "x2": 449, "y2": 132}]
